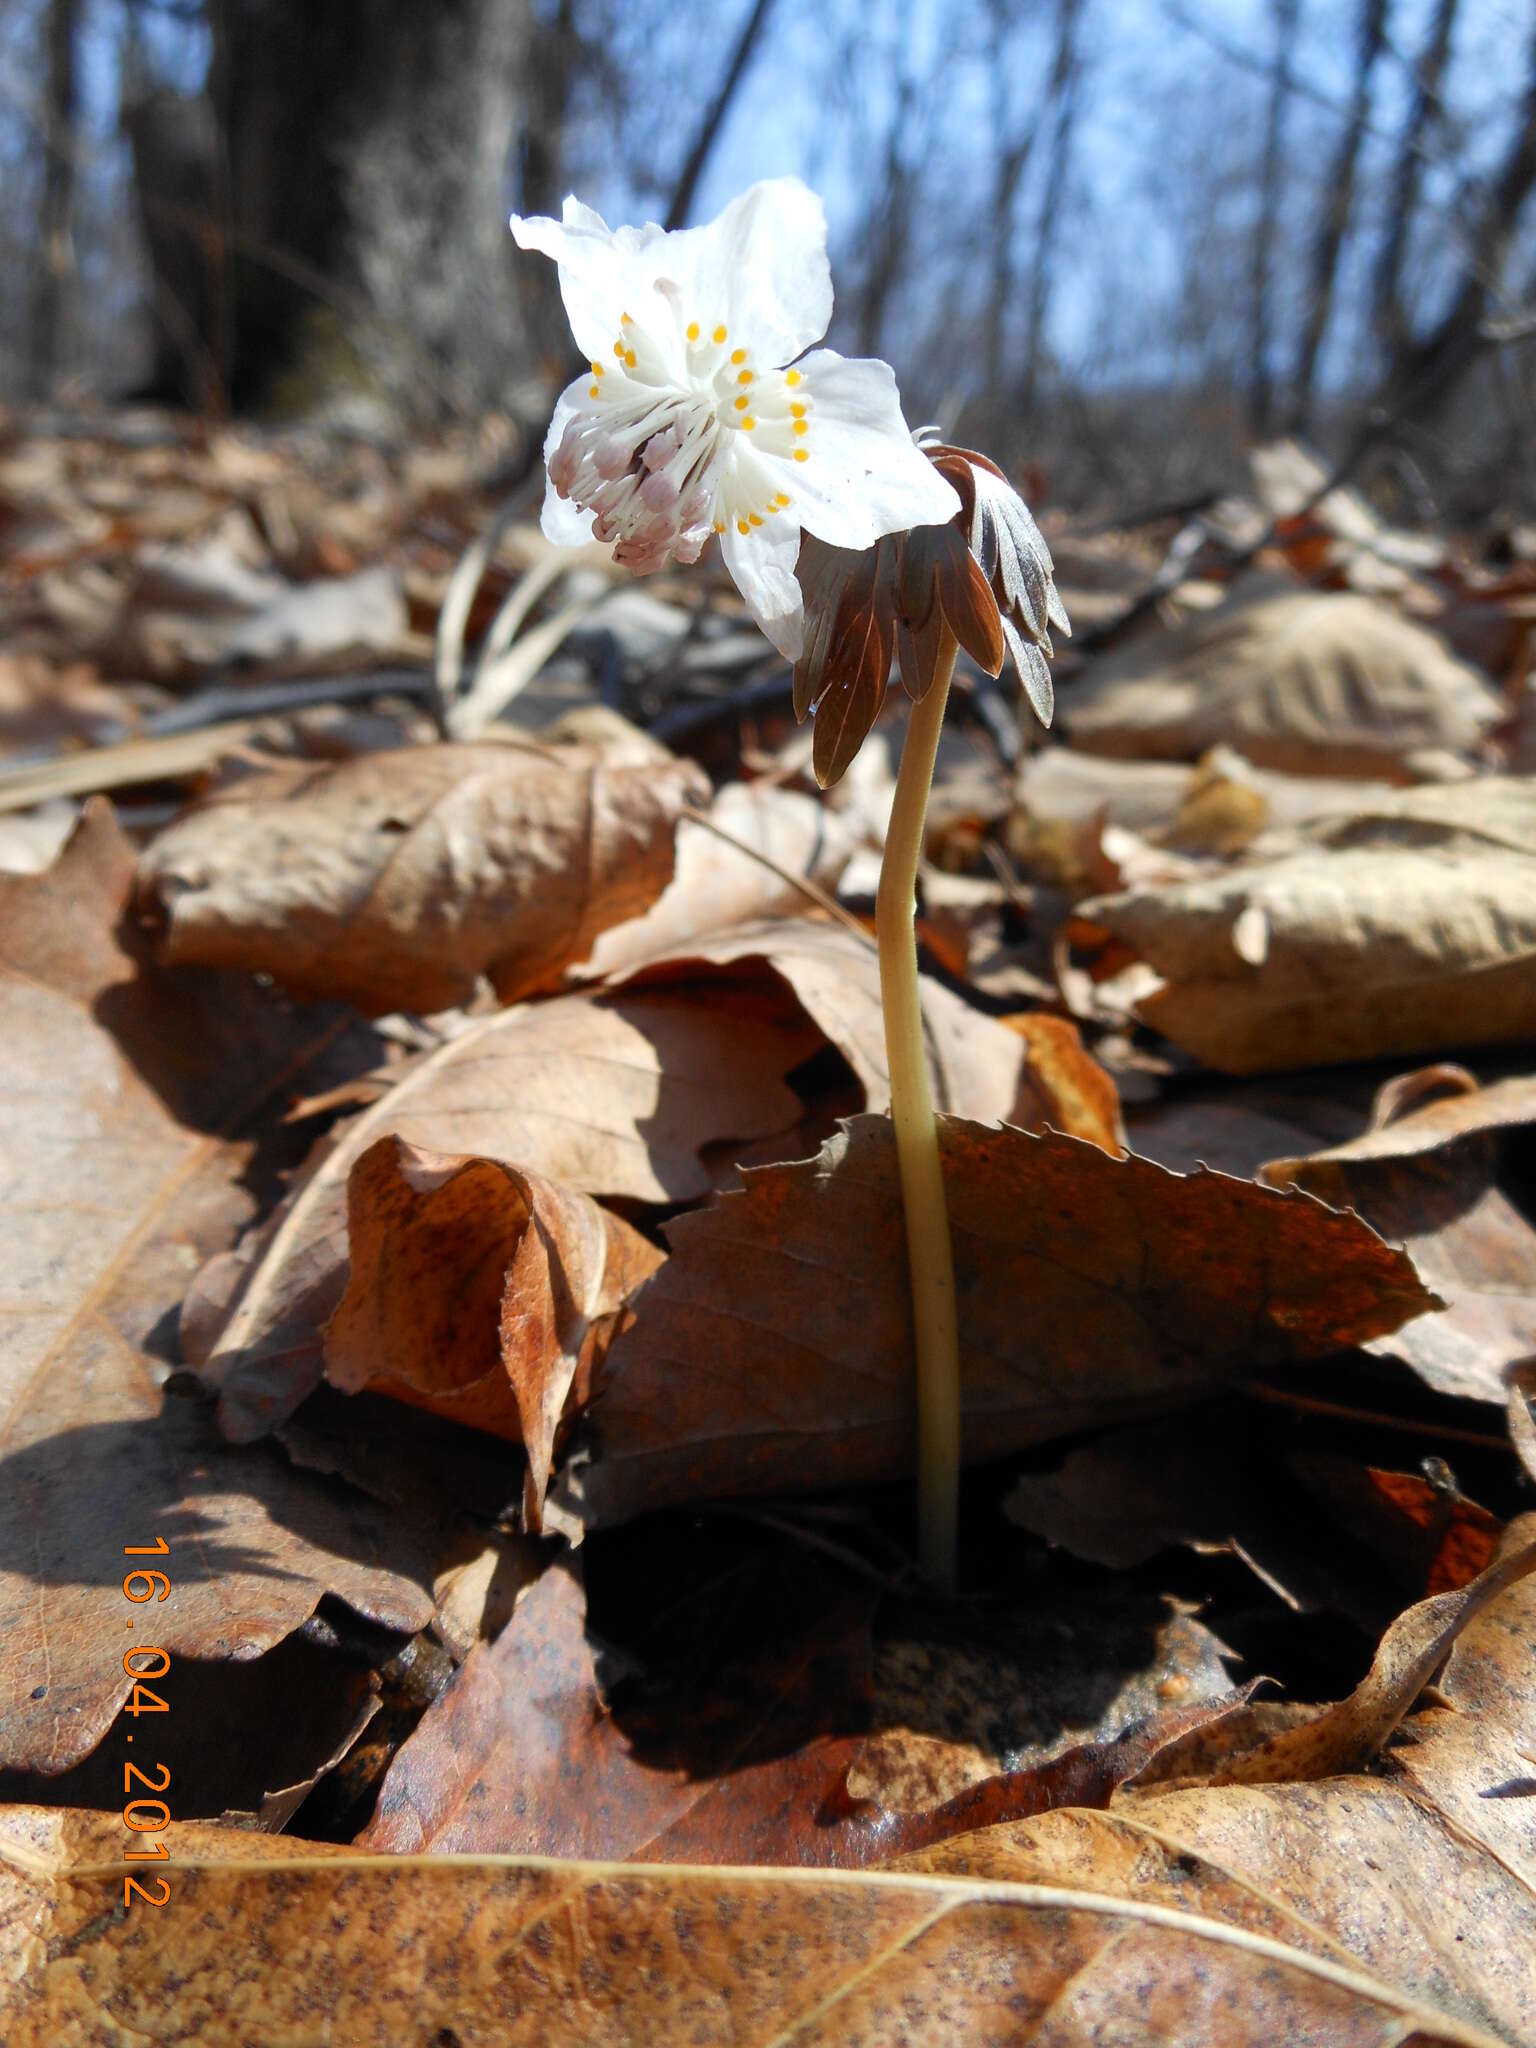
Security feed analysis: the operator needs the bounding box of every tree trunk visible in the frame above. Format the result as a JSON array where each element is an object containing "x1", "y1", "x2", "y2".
[
  {"x1": 1021, "y1": 0, "x2": 1082, "y2": 418},
  {"x1": 25, "y1": 0, "x2": 80, "y2": 401},
  {"x1": 1371, "y1": 0, "x2": 1460, "y2": 359},
  {"x1": 1288, "y1": 0, "x2": 1389, "y2": 429},
  {"x1": 1247, "y1": 0, "x2": 1300, "y2": 438},
  {"x1": 1379, "y1": 17, "x2": 1536, "y2": 419}
]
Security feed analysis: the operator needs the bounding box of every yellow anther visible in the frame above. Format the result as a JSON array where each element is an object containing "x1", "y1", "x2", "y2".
[
  {"x1": 590, "y1": 361, "x2": 605, "y2": 377},
  {"x1": 775, "y1": 493, "x2": 791, "y2": 507},
  {"x1": 686, "y1": 321, "x2": 700, "y2": 342},
  {"x1": 737, "y1": 519, "x2": 750, "y2": 535},
  {"x1": 737, "y1": 370, "x2": 753, "y2": 385},
  {"x1": 713, "y1": 324, "x2": 728, "y2": 343},
  {"x1": 793, "y1": 418, "x2": 808, "y2": 435},
  {"x1": 734, "y1": 395, "x2": 749, "y2": 411},
  {"x1": 794, "y1": 448, "x2": 808, "y2": 462},
  {"x1": 624, "y1": 349, "x2": 637, "y2": 368},
  {"x1": 730, "y1": 348, "x2": 747, "y2": 365},
  {"x1": 785, "y1": 368, "x2": 801, "y2": 386},
  {"x1": 749, "y1": 514, "x2": 763, "y2": 526},
  {"x1": 790, "y1": 402, "x2": 806, "y2": 418},
  {"x1": 621, "y1": 311, "x2": 633, "y2": 325},
  {"x1": 588, "y1": 384, "x2": 600, "y2": 398},
  {"x1": 741, "y1": 416, "x2": 756, "y2": 430},
  {"x1": 714, "y1": 520, "x2": 726, "y2": 534},
  {"x1": 613, "y1": 342, "x2": 625, "y2": 358}
]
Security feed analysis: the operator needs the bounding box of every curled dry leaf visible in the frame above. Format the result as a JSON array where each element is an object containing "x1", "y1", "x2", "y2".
[
  {"x1": 199, "y1": 975, "x2": 818, "y2": 1441},
  {"x1": 138, "y1": 740, "x2": 709, "y2": 1015},
  {"x1": 563, "y1": 1113, "x2": 1437, "y2": 1528},
  {"x1": 323, "y1": 1137, "x2": 662, "y2": 1530},
  {"x1": 1063, "y1": 571, "x2": 1503, "y2": 775},
  {"x1": 1260, "y1": 1067, "x2": 1536, "y2": 1404},
  {"x1": 913, "y1": 1517, "x2": 1536, "y2": 2048},
  {"x1": 0, "y1": 1804, "x2": 1504, "y2": 2046},
  {"x1": 0, "y1": 804, "x2": 439, "y2": 1776},
  {"x1": 1079, "y1": 778, "x2": 1536, "y2": 1072}
]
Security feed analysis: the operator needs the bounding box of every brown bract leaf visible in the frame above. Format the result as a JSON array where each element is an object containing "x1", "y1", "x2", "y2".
[
  {"x1": 0, "y1": 1804, "x2": 1502, "y2": 2046},
  {"x1": 323, "y1": 1137, "x2": 662, "y2": 1529},
  {"x1": 0, "y1": 804, "x2": 439, "y2": 1775},
  {"x1": 200, "y1": 976, "x2": 815, "y2": 1440},
  {"x1": 564, "y1": 1113, "x2": 1437, "y2": 1527},
  {"x1": 137, "y1": 741, "x2": 709, "y2": 1014},
  {"x1": 1260, "y1": 1067, "x2": 1536, "y2": 1403},
  {"x1": 1064, "y1": 572, "x2": 1504, "y2": 774},
  {"x1": 1081, "y1": 779, "x2": 1536, "y2": 1072}
]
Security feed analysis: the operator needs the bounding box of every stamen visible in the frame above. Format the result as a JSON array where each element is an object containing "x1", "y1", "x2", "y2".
[
  {"x1": 749, "y1": 514, "x2": 763, "y2": 526},
  {"x1": 713, "y1": 325, "x2": 728, "y2": 344},
  {"x1": 793, "y1": 420, "x2": 808, "y2": 436},
  {"x1": 730, "y1": 348, "x2": 747, "y2": 365},
  {"x1": 785, "y1": 369, "x2": 801, "y2": 386},
  {"x1": 737, "y1": 371, "x2": 753, "y2": 386},
  {"x1": 741, "y1": 416, "x2": 756, "y2": 430},
  {"x1": 794, "y1": 449, "x2": 808, "y2": 462},
  {"x1": 734, "y1": 396, "x2": 749, "y2": 411},
  {"x1": 737, "y1": 519, "x2": 750, "y2": 534},
  {"x1": 790, "y1": 403, "x2": 806, "y2": 418},
  {"x1": 686, "y1": 321, "x2": 700, "y2": 342}
]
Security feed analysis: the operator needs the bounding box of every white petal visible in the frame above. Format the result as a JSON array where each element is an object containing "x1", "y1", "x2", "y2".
[
  {"x1": 510, "y1": 198, "x2": 658, "y2": 364},
  {"x1": 540, "y1": 473, "x2": 597, "y2": 547},
  {"x1": 756, "y1": 351, "x2": 960, "y2": 551},
  {"x1": 699, "y1": 179, "x2": 832, "y2": 364},
  {"x1": 720, "y1": 516, "x2": 805, "y2": 660}
]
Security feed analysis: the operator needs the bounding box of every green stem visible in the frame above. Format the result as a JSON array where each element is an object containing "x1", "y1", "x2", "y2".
[{"x1": 875, "y1": 629, "x2": 960, "y2": 1591}]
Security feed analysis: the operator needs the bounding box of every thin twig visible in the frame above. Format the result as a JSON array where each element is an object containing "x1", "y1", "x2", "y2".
[{"x1": 680, "y1": 801, "x2": 874, "y2": 947}]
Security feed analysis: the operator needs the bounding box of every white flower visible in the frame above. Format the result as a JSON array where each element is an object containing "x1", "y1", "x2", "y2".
[{"x1": 509, "y1": 179, "x2": 960, "y2": 661}]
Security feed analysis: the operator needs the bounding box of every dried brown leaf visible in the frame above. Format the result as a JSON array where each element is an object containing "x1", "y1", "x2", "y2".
[
  {"x1": 138, "y1": 741, "x2": 709, "y2": 1014},
  {"x1": 201, "y1": 977, "x2": 816, "y2": 1440},
  {"x1": 0, "y1": 1805, "x2": 1502, "y2": 2045},
  {"x1": 322, "y1": 1137, "x2": 662, "y2": 1528},
  {"x1": 0, "y1": 805, "x2": 439, "y2": 1776},
  {"x1": 565, "y1": 1113, "x2": 1437, "y2": 1527},
  {"x1": 1082, "y1": 778, "x2": 1536, "y2": 1072}
]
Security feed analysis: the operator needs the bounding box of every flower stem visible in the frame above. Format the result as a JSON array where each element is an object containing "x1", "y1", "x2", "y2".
[{"x1": 875, "y1": 627, "x2": 961, "y2": 1591}]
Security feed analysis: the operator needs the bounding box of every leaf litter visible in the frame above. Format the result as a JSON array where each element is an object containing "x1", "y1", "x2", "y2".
[{"x1": 3, "y1": 412, "x2": 1536, "y2": 2043}]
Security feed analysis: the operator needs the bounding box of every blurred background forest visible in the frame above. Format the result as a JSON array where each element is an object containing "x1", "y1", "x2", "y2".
[{"x1": 3, "y1": 0, "x2": 1536, "y2": 518}]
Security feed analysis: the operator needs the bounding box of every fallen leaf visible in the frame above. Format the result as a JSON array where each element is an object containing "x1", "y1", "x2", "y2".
[
  {"x1": 323, "y1": 1137, "x2": 662, "y2": 1528},
  {"x1": 0, "y1": 654, "x2": 130, "y2": 749},
  {"x1": 0, "y1": 805, "x2": 441, "y2": 1775},
  {"x1": 1260, "y1": 1067, "x2": 1536, "y2": 1402},
  {"x1": 564, "y1": 1113, "x2": 1438, "y2": 1527},
  {"x1": 578, "y1": 782, "x2": 856, "y2": 977},
  {"x1": 138, "y1": 740, "x2": 710, "y2": 1014},
  {"x1": 0, "y1": 1804, "x2": 1503, "y2": 2045},
  {"x1": 199, "y1": 974, "x2": 820, "y2": 1440},
  {"x1": 657, "y1": 918, "x2": 1097, "y2": 1136},
  {"x1": 1128, "y1": 1527, "x2": 1536, "y2": 1788},
  {"x1": 1080, "y1": 778, "x2": 1536, "y2": 1072},
  {"x1": 1063, "y1": 571, "x2": 1502, "y2": 775}
]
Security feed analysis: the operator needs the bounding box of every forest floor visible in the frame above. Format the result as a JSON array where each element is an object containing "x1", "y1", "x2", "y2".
[{"x1": 1, "y1": 406, "x2": 1535, "y2": 2045}]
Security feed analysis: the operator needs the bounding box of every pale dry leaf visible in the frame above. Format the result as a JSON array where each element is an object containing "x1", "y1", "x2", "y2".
[
  {"x1": 578, "y1": 783, "x2": 856, "y2": 979},
  {"x1": 564, "y1": 1113, "x2": 1437, "y2": 1527},
  {"x1": 1260, "y1": 1068, "x2": 1536, "y2": 1403},
  {"x1": 1063, "y1": 571, "x2": 1502, "y2": 774},
  {"x1": 0, "y1": 804, "x2": 440, "y2": 1776},
  {"x1": 138, "y1": 741, "x2": 710, "y2": 1014},
  {"x1": 0, "y1": 1805, "x2": 1503, "y2": 2046},
  {"x1": 1081, "y1": 778, "x2": 1536, "y2": 1072}
]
